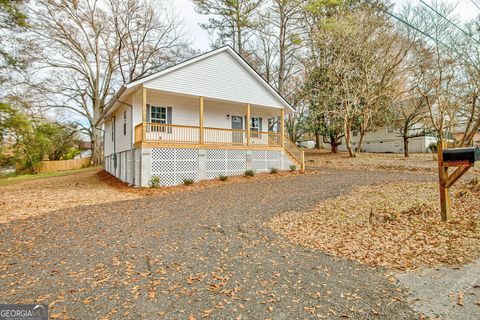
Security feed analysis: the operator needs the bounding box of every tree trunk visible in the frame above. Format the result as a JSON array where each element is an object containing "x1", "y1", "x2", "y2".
[
  {"x1": 344, "y1": 119, "x2": 355, "y2": 157},
  {"x1": 330, "y1": 135, "x2": 339, "y2": 153},
  {"x1": 403, "y1": 136, "x2": 409, "y2": 157},
  {"x1": 357, "y1": 129, "x2": 366, "y2": 153},
  {"x1": 315, "y1": 132, "x2": 320, "y2": 149},
  {"x1": 91, "y1": 127, "x2": 103, "y2": 165}
]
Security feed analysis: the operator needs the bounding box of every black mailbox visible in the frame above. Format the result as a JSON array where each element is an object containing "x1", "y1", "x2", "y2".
[{"x1": 443, "y1": 147, "x2": 480, "y2": 165}]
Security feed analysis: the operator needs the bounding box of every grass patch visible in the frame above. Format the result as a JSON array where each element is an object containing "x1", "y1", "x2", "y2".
[
  {"x1": 270, "y1": 167, "x2": 279, "y2": 174},
  {"x1": 183, "y1": 178, "x2": 195, "y2": 185},
  {"x1": 0, "y1": 166, "x2": 100, "y2": 186},
  {"x1": 244, "y1": 169, "x2": 255, "y2": 177},
  {"x1": 218, "y1": 175, "x2": 228, "y2": 181},
  {"x1": 268, "y1": 180, "x2": 480, "y2": 270}
]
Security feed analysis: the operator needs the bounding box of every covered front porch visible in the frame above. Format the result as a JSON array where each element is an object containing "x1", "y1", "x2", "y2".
[{"x1": 133, "y1": 87, "x2": 286, "y2": 150}]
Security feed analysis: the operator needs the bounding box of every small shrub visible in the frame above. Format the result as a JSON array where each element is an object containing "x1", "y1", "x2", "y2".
[
  {"x1": 218, "y1": 175, "x2": 228, "y2": 181},
  {"x1": 244, "y1": 169, "x2": 255, "y2": 177},
  {"x1": 428, "y1": 143, "x2": 438, "y2": 153},
  {"x1": 270, "y1": 167, "x2": 279, "y2": 174},
  {"x1": 183, "y1": 178, "x2": 195, "y2": 185},
  {"x1": 289, "y1": 164, "x2": 297, "y2": 171},
  {"x1": 149, "y1": 175, "x2": 161, "y2": 188}
]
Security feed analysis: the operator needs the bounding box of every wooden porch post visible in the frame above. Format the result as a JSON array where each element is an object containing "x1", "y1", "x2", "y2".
[
  {"x1": 246, "y1": 103, "x2": 251, "y2": 146},
  {"x1": 142, "y1": 86, "x2": 147, "y2": 142},
  {"x1": 280, "y1": 108, "x2": 285, "y2": 147},
  {"x1": 437, "y1": 140, "x2": 451, "y2": 221},
  {"x1": 199, "y1": 96, "x2": 204, "y2": 144}
]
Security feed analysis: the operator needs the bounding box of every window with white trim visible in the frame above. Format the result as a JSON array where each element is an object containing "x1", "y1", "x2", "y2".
[
  {"x1": 387, "y1": 126, "x2": 394, "y2": 134},
  {"x1": 151, "y1": 106, "x2": 167, "y2": 124}
]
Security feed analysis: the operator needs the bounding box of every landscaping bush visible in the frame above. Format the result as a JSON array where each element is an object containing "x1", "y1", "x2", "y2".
[
  {"x1": 244, "y1": 169, "x2": 255, "y2": 177},
  {"x1": 218, "y1": 175, "x2": 228, "y2": 181},
  {"x1": 183, "y1": 178, "x2": 195, "y2": 185},
  {"x1": 289, "y1": 164, "x2": 297, "y2": 171},
  {"x1": 149, "y1": 175, "x2": 161, "y2": 188},
  {"x1": 428, "y1": 143, "x2": 437, "y2": 153},
  {"x1": 270, "y1": 167, "x2": 279, "y2": 174}
]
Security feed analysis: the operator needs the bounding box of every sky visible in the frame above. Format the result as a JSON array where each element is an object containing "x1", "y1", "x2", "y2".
[{"x1": 174, "y1": 0, "x2": 480, "y2": 52}]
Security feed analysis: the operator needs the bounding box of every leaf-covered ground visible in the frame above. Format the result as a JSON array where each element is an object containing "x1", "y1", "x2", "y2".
[
  {"x1": 268, "y1": 179, "x2": 480, "y2": 270},
  {"x1": 305, "y1": 150, "x2": 480, "y2": 174},
  {"x1": 0, "y1": 167, "x2": 311, "y2": 224},
  {"x1": 0, "y1": 169, "x2": 432, "y2": 319}
]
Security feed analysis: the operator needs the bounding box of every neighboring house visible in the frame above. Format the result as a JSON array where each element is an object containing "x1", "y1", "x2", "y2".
[
  {"x1": 96, "y1": 46, "x2": 304, "y2": 187},
  {"x1": 77, "y1": 141, "x2": 92, "y2": 158},
  {"x1": 337, "y1": 124, "x2": 438, "y2": 153}
]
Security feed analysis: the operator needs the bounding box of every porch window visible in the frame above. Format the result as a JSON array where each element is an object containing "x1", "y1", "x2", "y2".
[
  {"x1": 250, "y1": 117, "x2": 261, "y2": 138},
  {"x1": 151, "y1": 106, "x2": 167, "y2": 124},
  {"x1": 149, "y1": 105, "x2": 169, "y2": 133}
]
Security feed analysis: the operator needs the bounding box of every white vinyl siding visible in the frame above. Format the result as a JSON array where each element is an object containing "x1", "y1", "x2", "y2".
[
  {"x1": 144, "y1": 50, "x2": 285, "y2": 109},
  {"x1": 111, "y1": 102, "x2": 133, "y2": 153}
]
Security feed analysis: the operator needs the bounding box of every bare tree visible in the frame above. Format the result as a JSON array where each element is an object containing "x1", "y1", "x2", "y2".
[
  {"x1": 392, "y1": 92, "x2": 430, "y2": 157},
  {"x1": 401, "y1": 1, "x2": 462, "y2": 143},
  {"x1": 21, "y1": 0, "x2": 188, "y2": 164}
]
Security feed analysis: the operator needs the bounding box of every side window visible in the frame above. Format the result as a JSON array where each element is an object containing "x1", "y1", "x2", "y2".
[
  {"x1": 111, "y1": 117, "x2": 115, "y2": 141},
  {"x1": 387, "y1": 126, "x2": 394, "y2": 134},
  {"x1": 123, "y1": 111, "x2": 127, "y2": 135}
]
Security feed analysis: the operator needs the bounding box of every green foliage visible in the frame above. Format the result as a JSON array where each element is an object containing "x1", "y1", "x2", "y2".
[
  {"x1": 289, "y1": 164, "x2": 297, "y2": 171},
  {"x1": 63, "y1": 147, "x2": 81, "y2": 160},
  {"x1": 218, "y1": 174, "x2": 228, "y2": 181},
  {"x1": 428, "y1": 143, "x2": 438, "y2": 153},
  {"x1": 244, "y1": 169, "x2": 255, "y2": 177},
  {"x1": 149, "y1": 175, "x2": 161, "y2": 188},
  {"x1": 183, "y1": 178, "x2": 195, "y2": 185},
  {"x1": 0, "y1": 103, "x2": 80, "y2": 172},
  {"x1": 0, "y1": 0, "x2": 27, "y2": 28},
  {"x1": 270, "y1": 167, "x2": 279, "y2": 174}
]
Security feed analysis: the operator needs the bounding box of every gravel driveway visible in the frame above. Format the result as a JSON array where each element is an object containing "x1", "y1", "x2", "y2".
[{"x1": 0, "y1": 169, "x2": 432, "y2": 319}]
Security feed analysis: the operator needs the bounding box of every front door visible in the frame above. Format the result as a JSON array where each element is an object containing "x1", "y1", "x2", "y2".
[{"x1": 231, "y1": 115, "x2": 243, "y2": 144}]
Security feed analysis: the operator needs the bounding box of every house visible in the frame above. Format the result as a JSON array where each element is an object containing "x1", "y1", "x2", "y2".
[
  {"x1": 337, "y1": 124, "x2": 438, "y2": 153},
  {"x1": 96, "y1": 46, "x2": 304, "y2": 187}
]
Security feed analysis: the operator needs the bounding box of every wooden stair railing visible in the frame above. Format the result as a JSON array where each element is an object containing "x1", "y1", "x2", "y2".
[{"x1": 283, "y1": 135, "x2": 305, "y2": 170}]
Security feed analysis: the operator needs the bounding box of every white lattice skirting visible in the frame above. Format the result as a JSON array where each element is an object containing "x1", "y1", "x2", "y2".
[{"x1": 105, "y1": 147, "x2": 293, "y2": 187}]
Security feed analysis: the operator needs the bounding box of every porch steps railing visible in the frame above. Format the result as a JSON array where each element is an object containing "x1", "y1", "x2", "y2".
[{"x1": 283, "y1": 135, "x2": 305, "y2": 170}]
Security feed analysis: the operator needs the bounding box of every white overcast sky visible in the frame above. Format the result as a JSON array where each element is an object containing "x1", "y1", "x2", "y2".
[{"x1": 174, "y1": 0, "x2": 480, "y2": 52}]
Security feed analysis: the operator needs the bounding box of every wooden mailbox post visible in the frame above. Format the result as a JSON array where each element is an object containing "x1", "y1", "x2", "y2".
[{"x1": 437, "y1": 141, "x2": 479, "y2": 221}]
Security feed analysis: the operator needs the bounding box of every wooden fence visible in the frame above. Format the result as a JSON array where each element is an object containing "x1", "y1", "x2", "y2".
[{"x1": 38, "y1": 157, "x2": 92, "y2": 173}]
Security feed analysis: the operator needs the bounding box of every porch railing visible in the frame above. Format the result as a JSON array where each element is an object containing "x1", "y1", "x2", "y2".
[{"x1": 136, "y1": 123, "x2": 282, "y2": 147}]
